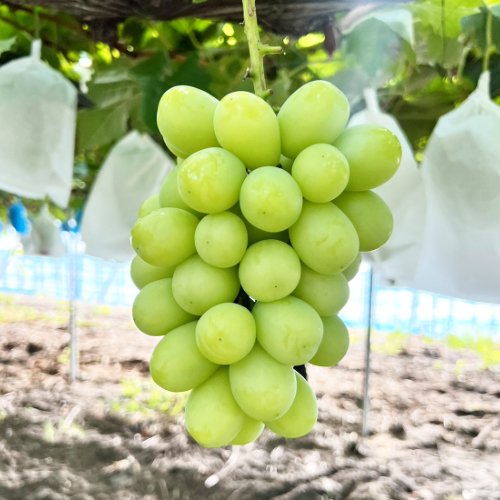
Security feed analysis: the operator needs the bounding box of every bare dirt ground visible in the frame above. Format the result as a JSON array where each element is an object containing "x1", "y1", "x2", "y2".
[{"x1": 0, "y1": 294, "x2": 499, "y2": 500}]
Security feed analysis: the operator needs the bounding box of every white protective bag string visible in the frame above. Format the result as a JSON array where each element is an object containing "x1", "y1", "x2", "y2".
[
  {"x1": 413, "y1": 72, "x2": 500, "y2": 304},
  {"x1": 0, "y1": 39, "x2": 77, "y2": 207},
  {"x1": 80, "y1": 131, "x2": 173, "y2": 261},
  {"x1": 348, "y1": 88, "x2": 425, "y2": 286}
]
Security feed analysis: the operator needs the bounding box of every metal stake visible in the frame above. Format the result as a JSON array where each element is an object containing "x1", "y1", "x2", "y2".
[
  {"x1": 362, "y1": 265, "x2": 374, "y2": 436},
  {"x1": 68, "y1": 233, "x2": 79, "y2": 382}
]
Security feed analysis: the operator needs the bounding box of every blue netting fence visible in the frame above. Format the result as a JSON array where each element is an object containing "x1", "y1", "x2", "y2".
[{"x1": 1, "y1": 240, "x2": 499, "y2": 340}]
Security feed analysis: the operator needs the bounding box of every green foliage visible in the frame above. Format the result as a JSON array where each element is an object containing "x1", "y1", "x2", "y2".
[
  {"x1": 462, "y1": 5, "x2": 500, "y2": 53},
  {"x1": 110, "y1": 378, "x2": 187, "y2": 417},
  {"x1": 446, "y1": 334, "x2": 500, "y2": 369},
  {"x1": 373, "y1": 331, "x2": 499, "y2": 370},
  {"x1": 373, "y1": 331, "x2": 410, "y2": 355},
  {"x1": 43, "y1": 419, "x2": 85, "y2": 443},
  {"x1": 1, "y1": 0, "x2": 500, "y2": 213}
]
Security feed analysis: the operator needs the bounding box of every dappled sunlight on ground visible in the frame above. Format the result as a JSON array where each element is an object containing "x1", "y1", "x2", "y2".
[{"x1": 0, "y1": 295, "x2": 498, "y2": 499}]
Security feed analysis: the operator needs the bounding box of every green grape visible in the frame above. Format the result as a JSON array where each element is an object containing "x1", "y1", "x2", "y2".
[
  {"x1": 177, "y1": 147, "x2": 247, "y2": 214},
  {"x1": 292, "y1": 264, "x2": 349, "y2": 316},
  {"x1": 265, "y1": 372, "x2": 317, "y2": 438},
  {"x1": 229, "y1": 344, "x2": 297, "y2": 421},
  {"x1": 172, "y1": 255, "x2": 240, "y2": 315},
  {"x1": 334, "y1": 191, "x2": 393, "y2": 252},
  {"x1": 214, "y1": 91, "x2": 281, "y2": 169},
  {"x1": 159, "y1": 166, "x2": 202, "y2": 217},
  {"x1": 239, "y1": 167, "x2": 302, "y2": 232},
  {"x1": 279, "y1": 155, "x2": 293, "y2": 173},
  {"x1": 334, "y1": 124, "x2": 402, "y2": 191},
  {"x1": 278, "y1": 80, "x2": 350, "y2": 159},
  {"x1": 289, "y1": 201, "x2": 359, "y2": 275},
  {"x1": 239, "y1": 240, "x2": 301, "y2": 302},
  {"x1": 150, "y1": 321, "x2": 218, "y2": 392},
  {"x1": 343, "y1": 253, "x2": 362, "y2": 281},
  {"x1": 185, "y1": 368, "x2": 245, "y2": 448},
  {"x1": 130, "y1": 255, "x2": 175, "y2": 289},
  {"x1": 195, "y1": 303, "x2": 256, "y2": 365},
  {"x1": 195, "y1": 212, "x2": 248, "y2": 268},
  {"x1": 253, "y1": 296, "x2": 323, "y2": 366},
  {"x1": 157, "y1": 85, "x2": 219, "y2": 158},
  {"x1": 131, "y1": 207, "x2": 198, "y2": 268},
  {"x1": 291, "y1": 144, "x2": 349, "y2": 202},
  {"x1": 138, "y1": 194, "x2": 161, "y2": 218},
  {"x1": 132, "y1": 278, "x2": 196, "y2": 336},
  {"x1": 309, "y1": 315, "x2": 349, "y2": 367},
  {"x1": 230, "y1": 415, "x2": 265, "y2": 445}
]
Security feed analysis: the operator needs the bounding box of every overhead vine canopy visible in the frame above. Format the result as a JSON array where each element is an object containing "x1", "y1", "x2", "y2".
[
  {"x1": 3, "y1": 0, "x2": 406, "y2": 36},
  {"x1": 0, "y1": 0, "x2": 499, "y2": 215}
]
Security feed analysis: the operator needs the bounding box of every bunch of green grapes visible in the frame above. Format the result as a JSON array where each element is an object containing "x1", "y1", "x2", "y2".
[{"x1": 130, "y1": 81, "x2": 401, "y2": 448}]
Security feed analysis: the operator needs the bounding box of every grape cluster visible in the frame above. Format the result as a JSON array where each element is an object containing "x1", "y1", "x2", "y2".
[{"x1": 130, "y1": 81, "x2": 401, "y2": 447}]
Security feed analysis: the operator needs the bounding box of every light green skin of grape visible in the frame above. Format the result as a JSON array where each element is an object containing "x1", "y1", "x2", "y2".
[
  {"x1": 130, "y1": 255, "x2": 175, "y2": 289},
  {"x1": 131, "y1": 207, "x2": 198, "y2": 268},
  {"x1": 195, "y1": 303, "x2": 256, "y2": 365},
  {"x1": 178, "y1": 147, "x2": 247, "y2": 214},
  {"x1": 185, "y1": 367, "x2": 245, "y2": 448},
  {"x1": 309, "y1": 315, "x2": 349, "y2": 367},
  {"x1": 253, "y1": 296, "x2": 323, "y2": 366},
  {"x1": 289, "y1": 201, "x2": 359, "y2": 275},
  {"x1": 214, "y1": 91, "x2": 281, "y2": 170},
  {"x1": 195, "y1": 212, "x2": 248, "y2": 268},
  {"x1": 150, "y1": 321, "x2": 218, "y2": 393},
  {"x1": 239, "y1": 240, "x2": 301, "y2": 303},
  {"x1": 334, "y1": 190, "x2": 393, "y2": 252},
  {"x1": 291, "y1": 144, "x2": 350, "y2": 203},
  {"x1": 230, "y1": 415, "x2": 265, "y2": 445},
  {"x1": 132, "y1": 278, "x2": 196, "y2": 336},
  {"x1": 138, "y1": 194, "x2": 161, "y2": 218},
  {"x1": 292, "y1": 264, "x2": 349, "y2": 316},
  {"x1": 159, "y1": 167, "x2": 202, "y2": 217},
  {"x1": 334, "y1": 124, "x2": 402, "y2": 191},
  {"x1": 229, "y1": 344, "x2": 297, "y2": 422},
  {"x1": 265, "y1": 372, "x2": 318, "y2": 439},
  {"x1": 278, "y1": 80, "x2": 350, "y2": 159},
  {"x1": 240, "y1": 167, "x2": 303, "y2": 232},
  {"x1": 230, "y1": 203, "x2": 289, "y2": 244},
  {"x1": 172, "y1": 255, "x2": 240, "y2": 316},
  {"x1": 157, "y1": 85, "x2": 219, "y2": 158},
  {"x1": 343, "y1": 253, "x2": 361, "y2": 281}
]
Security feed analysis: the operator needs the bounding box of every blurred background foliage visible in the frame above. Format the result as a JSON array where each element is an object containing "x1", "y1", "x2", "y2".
[{"x1": 0, "y1": 0, "x2": 499, "y2": 217}]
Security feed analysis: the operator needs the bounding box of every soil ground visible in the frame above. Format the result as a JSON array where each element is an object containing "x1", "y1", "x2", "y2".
[{"x1": 0, "y1": 294, "x2": 499, "y2": 500}]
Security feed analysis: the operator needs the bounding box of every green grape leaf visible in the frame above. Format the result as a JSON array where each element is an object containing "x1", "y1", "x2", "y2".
[
  {"x1": 461, "y1": 6, "x2": 500, "y2": 52},
  {"x1": 411, "y1": 0, "x2": 480, "y2": 39},
  {"x1": 129, "y1": 52, "x2": 172, "y2": 133},
  {"x1": 77, "y1": 101, "x2": 131, "y2": 153},
  {"x1": 343, "y1": 18, "x2": 406, "y2": 82},
  {"x1": 0, "y1": 36, "x2": 16, "y2": 55},
  {"x1": 87, "y1": 79, "x2": 139, "y2": 108}
]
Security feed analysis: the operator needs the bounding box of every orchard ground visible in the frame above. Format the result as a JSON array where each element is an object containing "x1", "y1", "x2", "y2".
[{"x1": 0, "y1": 294, "x2": 499, "y2": 500}]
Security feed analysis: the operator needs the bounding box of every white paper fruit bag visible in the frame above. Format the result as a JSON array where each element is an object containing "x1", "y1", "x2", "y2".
[
  {"x1": 0, "y1": 40, "x2": 76, "y2": 207},
  {"x1": 80, "y1": 131, "x2": 173, "y2": 261},
  {"x1": 413, "y1": 72, "x2": 500, "y2": 303},
  {"x1": 26, "y1": 204, "x2": 65, "y2": 257},
  {"x1": 348, "y1": 88, "x2": 425, "y2": 285}
]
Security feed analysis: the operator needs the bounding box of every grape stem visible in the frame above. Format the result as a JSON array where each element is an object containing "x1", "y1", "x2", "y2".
[{"x1": 241, "y1": 0, "x2": 282, "y2": 98}]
